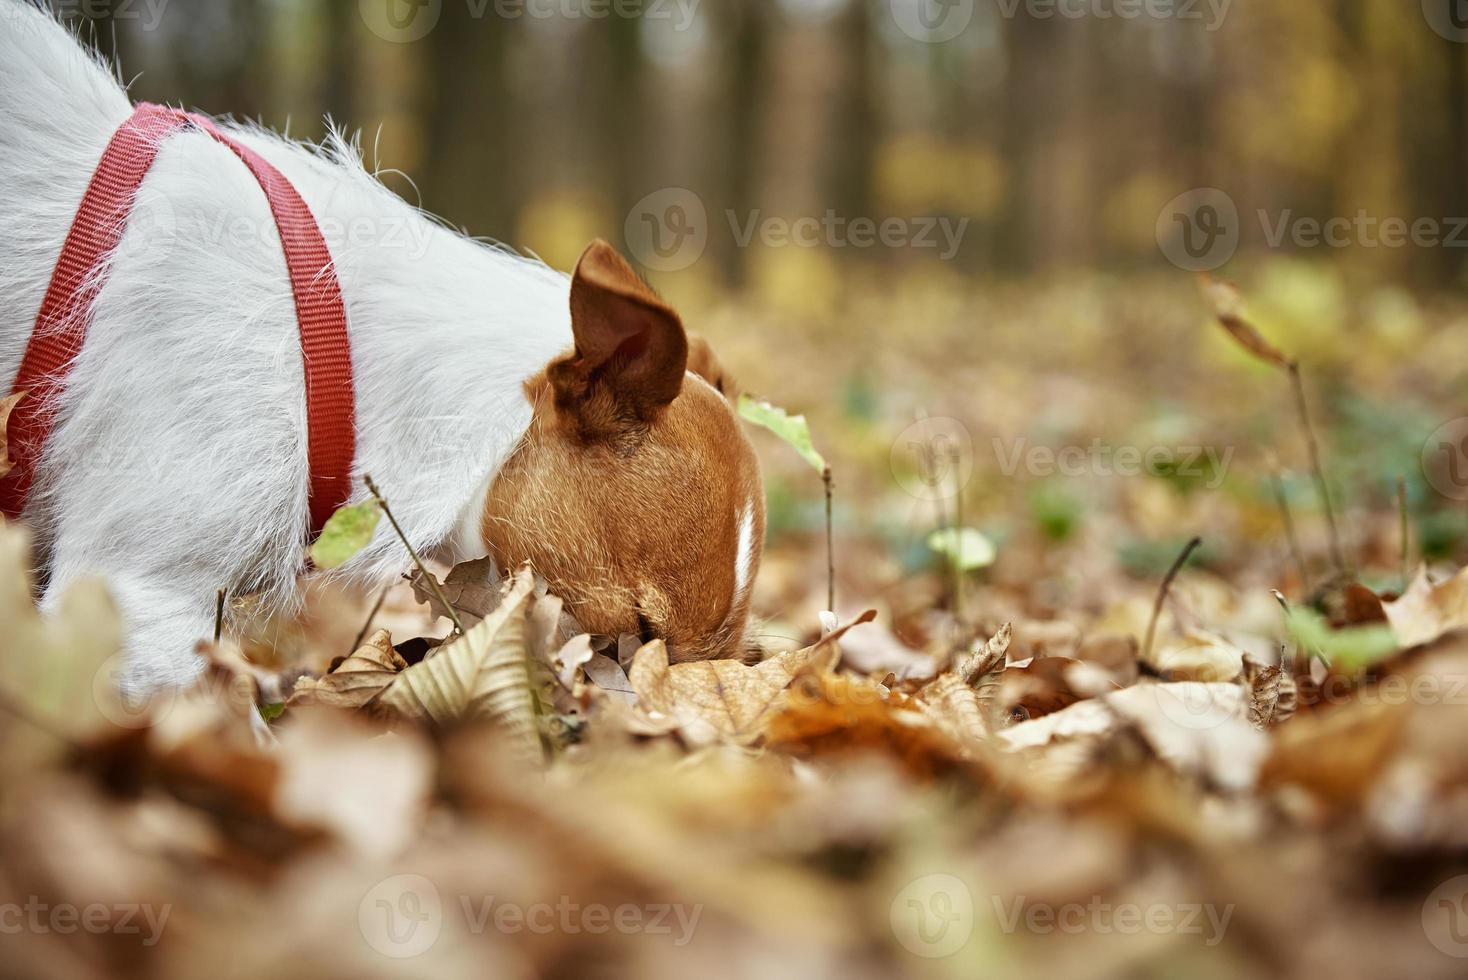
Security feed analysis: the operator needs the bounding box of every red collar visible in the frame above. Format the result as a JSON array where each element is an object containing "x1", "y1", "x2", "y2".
[{"x1": 0, "y1": 103, "x2": 355, "y2": 538}]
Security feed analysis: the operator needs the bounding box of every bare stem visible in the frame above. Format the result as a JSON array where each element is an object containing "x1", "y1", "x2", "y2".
[
  {"x1": 1398, "y1": 474, "x2": 1410, "y2": 590},
  {"x1": 1269, "y1": 466, "x2": 1309, "y2": 594},
  {"x1": 823, "y1": 465, "x2": 835, "y2": 613},
  {"x1": 364, "y1": 474, "x2": 465, "y2": 636},
  {"x1": 1288, "y1": 362, "x2": 1348, "y2": 578},
  {"x1": 1143, "y1": 536, "x2": 1203, "y2": 665}
]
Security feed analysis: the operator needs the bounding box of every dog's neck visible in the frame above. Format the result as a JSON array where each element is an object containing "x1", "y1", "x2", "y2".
[{"x1": 235, "y1": 130, "x2": 576, "y2": 574}]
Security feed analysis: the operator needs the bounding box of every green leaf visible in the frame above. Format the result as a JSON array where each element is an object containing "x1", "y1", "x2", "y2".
[
  {"x1": 738, "y1": 394, "x2": 827, "y2": 474},
  {"x1": 926, "y1": 527, "x2": 997, "y2": 572},
  {"x1": 1286, "y1": 606, "x2": 1398, "y2": 673},
  {"x1": 309, "y1": 499, "x2": 381, "y2": 570}
]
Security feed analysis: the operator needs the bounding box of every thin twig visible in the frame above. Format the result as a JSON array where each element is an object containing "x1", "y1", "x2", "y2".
[
  {"x1": 1397, "y1": 474, "x2": 1410, "y2": 591},
  {"x1": 1288, "y1": 362, "x2": 1348, "y2": 578},
  {"x1": 1269, "y1": 465, "x2": 1310, "y2": 594},
  {"x1": 1142, "y1": 536, "x2": 1203, "y2": 664},
  {"x1": 822, "y1": 465, "x2": 835, "y2": 613},
  {"x1": 213, "y1": 588, "x2": 226, "y2": 644},
  {"x1": 951, "y1": 457, "x2": 964, "y2": 624},
  {"x1": 350, "y1": 582, "x2": 393, "y2": 653},
  {"x1": 364, "y1": 474, "x2": 465, "y2": 636}
]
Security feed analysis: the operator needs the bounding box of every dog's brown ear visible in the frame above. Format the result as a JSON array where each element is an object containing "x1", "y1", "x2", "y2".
[{"x1": 550, "y1": 239, "x2": 688, "y2": 433}]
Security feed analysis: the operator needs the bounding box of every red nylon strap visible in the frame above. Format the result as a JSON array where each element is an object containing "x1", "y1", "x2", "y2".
[{"x1": 0, "y1": 103, "x2": 355, "y2": 538}]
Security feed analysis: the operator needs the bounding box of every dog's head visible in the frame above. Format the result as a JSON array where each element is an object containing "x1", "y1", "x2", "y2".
[{"x1": 482, "y1": 240, "x2": 765, "y2": 660}]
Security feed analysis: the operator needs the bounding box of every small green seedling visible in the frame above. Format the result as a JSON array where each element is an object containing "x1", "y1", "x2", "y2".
[
  {"x1": 738, "y1": 394, "x2": 835, "y2": 611},
  {"x1": 926, "y1": 527, "x2": 996, "y2": 573}
]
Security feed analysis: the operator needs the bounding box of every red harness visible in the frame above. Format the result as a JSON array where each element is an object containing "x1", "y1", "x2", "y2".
[{"x1": 0, "y1": 102, "x2": 355, "y2": 538}]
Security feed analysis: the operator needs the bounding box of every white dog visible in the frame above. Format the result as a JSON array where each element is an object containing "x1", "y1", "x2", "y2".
[{"x1": 0, "y1": 2, "x2": 764, "y2": 694}]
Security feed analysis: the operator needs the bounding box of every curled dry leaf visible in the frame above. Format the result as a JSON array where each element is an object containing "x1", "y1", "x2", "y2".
[
  {"x1": 379, "y1": 568, "x2": 543, "y2": 765},
  {"x1": 626, "y1": 610, "x2": 876, "y2": 744},
  {"x1": 286, "y1": 628, "x2": 408, "y2": 710},
  {"x1": 1198, "y1": 273, "x2": 1293, "y2": 369},
  {"x1": 1240, "y1": 653, "x2": 1296, "y2": 730},
  {"x1": 1383, "y1": 565, "x2": 1468, "y2": 649}
]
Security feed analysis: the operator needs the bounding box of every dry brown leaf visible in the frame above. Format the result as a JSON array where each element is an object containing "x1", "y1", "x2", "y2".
[
  {"x1": 627, "y1": 610, "x2": 876, "y2": 744},
  {"x1": 1199, "y1": 273, "x2": 1293, "y2": 369},
  {"x1": 765, "y1": 670, "x2": 972, "y2": 777},
  {"x1": 1147, "y1": 628, "x2": 1247, "y2": 682},
  {"x1": 583, "y1": 651, "x2": 635, "y2": 703},
  {"x1": 1240, "y1": 653, "x2": 1296, "y2": 730},
  {"x1": 0, "y1": 390, "x2": 24, "y2": 480},
  {"x1": 1383, "y1": 565, "x2": 1468, "y2": 648},
  {"x1": 1260, "y1": 698, "x2": 1409, "y2": 805},
  {"x1": 286, "y1": 628, "x2": 408, "y2": 709},
  {"x1": 1000, "y1": 681, "x2": 1266, "y2": 791},
  {"x1": 409, "y1": 555, "x2": 502, "y2": 626},
  {"x1": 379, "y1": 569, "x2": 543, "y2": 764}
]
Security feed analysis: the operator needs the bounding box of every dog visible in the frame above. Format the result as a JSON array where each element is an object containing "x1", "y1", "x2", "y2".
[{"x1": 0, "y1": 2, "x2": 765, "y2": 695}]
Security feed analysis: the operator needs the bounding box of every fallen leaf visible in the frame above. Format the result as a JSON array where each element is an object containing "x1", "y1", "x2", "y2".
[
  {"x1": 1147, "y1": 628, "x2": 1246, "y2": 682},
  {"x1": 286, "y1": 629, "x2": 407, "y2": 709},
  {"x1": 409, "y1": 556, "x2": 502, "y2": 626},
  {"x1": 379, "y1": 568, "x2": 543, "y2": 764},
  {"x1": 627, "y1": 610, "x2": 876, "y2": 744},
  {"x1": 1384, "y1": 565, "x2": 1468, "y2": 648}
]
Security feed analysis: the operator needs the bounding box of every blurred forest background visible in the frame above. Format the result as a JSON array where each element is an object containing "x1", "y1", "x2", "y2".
[
  {"x1": 63, "y1": 0, "x2": 1468, "y2": 286},
  {"x1": 52, "y1": 0, "x2": 1468, "y2": 628}
]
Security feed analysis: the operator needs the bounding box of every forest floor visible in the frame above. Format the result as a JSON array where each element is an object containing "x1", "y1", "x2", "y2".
[{"x1": 5, "y1": 262, "x2": 1468, "y2": 979}]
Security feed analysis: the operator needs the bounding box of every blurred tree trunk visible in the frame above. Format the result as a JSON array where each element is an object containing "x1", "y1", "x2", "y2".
[
  {"x1": 718, "y1": 0, "x2": 769, "y2": 286},
  {"x1": 419, "y1": 8, "x2": 520, "y2": 238}
]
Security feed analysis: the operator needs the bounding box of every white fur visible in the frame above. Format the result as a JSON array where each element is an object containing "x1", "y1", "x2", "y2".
[
  {"x1": 732, "y1": 500, "x2": 755, "y2": 603},
  {"x1": 0, "y1": 3, "x2": 574, "y2": 692}
]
